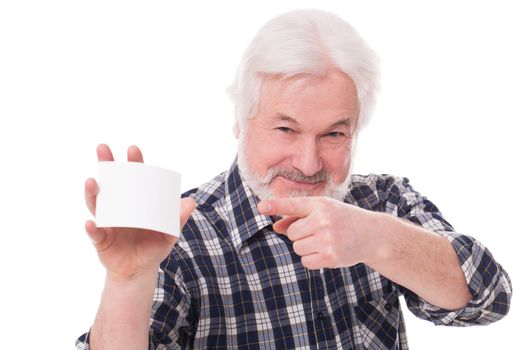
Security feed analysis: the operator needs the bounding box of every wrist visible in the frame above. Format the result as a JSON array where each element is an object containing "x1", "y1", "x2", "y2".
[
  {"x1": 105, "y1": 267, "x2": 159, "y2": 289},
  {"x1": 362, "y1": 211, "x2": 396, "y2": 268},
  {"x1": 92, "y1": 267, "x2": 157, "y2": 350}
]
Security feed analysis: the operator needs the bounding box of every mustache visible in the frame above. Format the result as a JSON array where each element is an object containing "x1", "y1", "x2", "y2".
[{"x1": 262, "y1": 168, "x2": 331, "y2": 184}]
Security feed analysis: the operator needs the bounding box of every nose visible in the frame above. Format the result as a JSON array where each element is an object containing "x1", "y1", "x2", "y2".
[{"x1": 292, "y1": 137, "x2": 323, "y2": 177}]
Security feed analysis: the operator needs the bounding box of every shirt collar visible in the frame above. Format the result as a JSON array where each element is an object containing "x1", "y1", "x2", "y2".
[{"x1": 222, "y1": 157, "x2": 274, "y2": 253}]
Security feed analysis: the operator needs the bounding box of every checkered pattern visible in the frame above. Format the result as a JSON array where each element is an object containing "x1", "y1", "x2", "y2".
[{"x1": 76, "y1": 159, "x2": 512, "y2": 349}]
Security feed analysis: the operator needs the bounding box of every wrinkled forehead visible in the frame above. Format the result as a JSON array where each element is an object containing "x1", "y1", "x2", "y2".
[{"x1": 257, "y1": 70, "x2": 360, "y2": 123}]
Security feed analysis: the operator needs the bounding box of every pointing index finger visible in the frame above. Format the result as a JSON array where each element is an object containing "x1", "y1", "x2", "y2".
[{"x1": 258, "y1": 197, "x2": 313, "y2": 218}]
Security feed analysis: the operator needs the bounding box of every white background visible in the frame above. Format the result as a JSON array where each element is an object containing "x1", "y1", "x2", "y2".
[{"x1": 0, "y1": 1, "x2": 523, "y2": 348}]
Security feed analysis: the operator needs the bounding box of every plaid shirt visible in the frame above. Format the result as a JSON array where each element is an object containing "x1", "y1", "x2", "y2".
[{"x1": 77, "y1": 158, "x2": 512, "y2": 349}]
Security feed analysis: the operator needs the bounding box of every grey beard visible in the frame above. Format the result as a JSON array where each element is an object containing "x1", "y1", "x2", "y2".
[{"x1": 236, "y1": 144, "x2": 352, "y2": 202}]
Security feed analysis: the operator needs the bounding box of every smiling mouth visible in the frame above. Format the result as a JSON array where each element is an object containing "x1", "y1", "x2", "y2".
[{"x1": 278, "y1": 176, "x2": 324, "y2": 189}]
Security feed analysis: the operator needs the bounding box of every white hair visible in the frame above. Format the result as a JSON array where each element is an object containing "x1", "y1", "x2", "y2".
[{"x1": 226, "y1": 9, "x2": 380, "y2": 133}]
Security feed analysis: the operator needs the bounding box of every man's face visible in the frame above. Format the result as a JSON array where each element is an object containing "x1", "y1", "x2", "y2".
[{"x1": 237, "y1": 69, "x2": 360, "y2": 200}]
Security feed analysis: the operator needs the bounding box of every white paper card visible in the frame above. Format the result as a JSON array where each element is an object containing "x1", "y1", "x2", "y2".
[{"x1": 96, "y1": 161, "x2": 181, "y2": 236}]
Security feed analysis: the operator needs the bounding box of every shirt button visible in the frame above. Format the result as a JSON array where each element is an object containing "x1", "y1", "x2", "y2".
[
  {"x1": 385, "y1": 303, "x2": 393, "y2": 312},
  {"x1": 317, "y1": 311, "x2": 326, "y2": 320}
]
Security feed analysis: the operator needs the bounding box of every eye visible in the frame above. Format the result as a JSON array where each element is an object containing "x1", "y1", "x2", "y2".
[
  {"x1": 325, "y1": 131, "x2": 345, "y2": 138},
  {"x1": 276, "y1": 127, "x2": 294, "y2": 134}
]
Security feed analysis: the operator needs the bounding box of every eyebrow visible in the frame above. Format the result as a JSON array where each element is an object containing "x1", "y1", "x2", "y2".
[
  {"x1": 275, "y1": 113, "x2": 299, "y2": 125},
  {"x1": 274, "y1": 113, "x2": 352, "y2": 129}
]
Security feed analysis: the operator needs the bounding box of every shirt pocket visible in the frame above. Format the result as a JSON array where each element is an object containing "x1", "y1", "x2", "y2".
[{"x1": 353, "y1": 291, "x2": 402, "y2": 350}]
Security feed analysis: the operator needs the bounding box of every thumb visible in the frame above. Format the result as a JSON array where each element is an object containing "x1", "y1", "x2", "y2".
[
  {"x1": 85, "y1": 220, "x2": 108, "y2": 248},
  {"x1": 273, "y1": 216, "x2": 300, "y2": 234},
  {"x1": 180, "y1": 197, "x2": 196, "y2": 229}
]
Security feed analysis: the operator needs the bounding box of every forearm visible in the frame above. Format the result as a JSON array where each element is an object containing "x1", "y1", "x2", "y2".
[
  {"x1": 366, "y1": 213, "x2": 472, "y2": 310},
  {"x1": 90, "y1": 269, "x2": 158, "y2": 350}
]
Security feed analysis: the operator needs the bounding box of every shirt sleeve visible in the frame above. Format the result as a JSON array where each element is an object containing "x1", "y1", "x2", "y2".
[
  {"x1": 74, "y1": 249, "x2": 194, "y2": 350},
  {"x1": 149, "y1": 249, "x2": 195, "y2": 349},
  {"x1": 384, "y1": 176, "x2": 512, "y2": 326}
]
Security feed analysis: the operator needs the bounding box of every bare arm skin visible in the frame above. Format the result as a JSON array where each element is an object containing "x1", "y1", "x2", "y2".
[
  {"x1": 260, "y1": 197, "x2": 471, "y2": 310},
  {"x1": 84, "y1": 144, "x2": 195, "y2": 350},
  {"x1": 365, "y1": 212, "x2": 471, "y2": 310}
]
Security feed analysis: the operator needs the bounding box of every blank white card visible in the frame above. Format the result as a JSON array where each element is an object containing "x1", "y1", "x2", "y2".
[{"x1": 96, "y1": 161, "x2": 181, "y2": 236}]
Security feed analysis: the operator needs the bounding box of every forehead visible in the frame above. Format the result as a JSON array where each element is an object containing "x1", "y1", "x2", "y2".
[{"x1": 257, "y1": 70, "x2": 360, "y2": 124}]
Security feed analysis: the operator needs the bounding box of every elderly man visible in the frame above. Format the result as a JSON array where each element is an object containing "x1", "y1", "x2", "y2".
[{"x1": 77, "y1": 9, "x2": 511, "y2": 350}]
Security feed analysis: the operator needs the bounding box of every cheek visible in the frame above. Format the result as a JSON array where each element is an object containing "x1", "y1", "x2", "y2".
[
  {"x1": 322, "y1": 148, "x2": 351, "y2": 181},
  {"x1": 244, "y1": 130, "x2": 290, "y2": 172},
  {"x1": 261, "y1": 143, "x2": 290, "y2": 169}
]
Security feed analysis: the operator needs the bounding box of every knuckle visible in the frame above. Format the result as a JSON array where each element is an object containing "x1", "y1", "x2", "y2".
[
  {"x1": 301, "y1": 256, "x2": 313, "y2": 269},
  {"x1": 320, "y1": 231, "x2": 333, "y2": 246},
  {"x1": 287, "y1": 226, "x2": 298, "y2": 241},
  {"x1": 292, "y1": 241, "x2": 301, "y2": 255},
  {"x1": 326, "y1": 231, "x2": 336, "y2": 245},
  {"x1": 319, "y1": 217, "x2": 331, "y2": 229},
  {"x1": 300, "y1": 256, "x2": 308, "y2": 267},
  {"x1": 323, "y1": 248, "x2": 335, "y2": 264}
]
